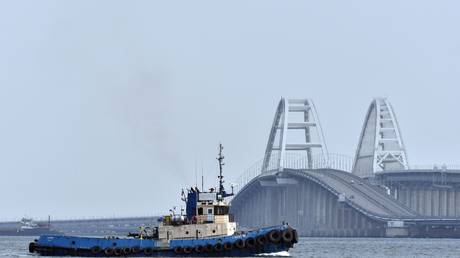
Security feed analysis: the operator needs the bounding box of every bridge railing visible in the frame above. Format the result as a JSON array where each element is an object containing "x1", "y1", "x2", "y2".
[
  {"x1": 233, "y1": 153, "x2": 353, "y2": 194},
  {"x1": 407, "y1": 164, "x2": 460, "y2": 171}
]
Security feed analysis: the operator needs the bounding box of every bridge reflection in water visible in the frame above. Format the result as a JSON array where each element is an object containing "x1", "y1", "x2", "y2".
[{"x1": 230, "y1": 98, "x2": 460, "y2": 238}]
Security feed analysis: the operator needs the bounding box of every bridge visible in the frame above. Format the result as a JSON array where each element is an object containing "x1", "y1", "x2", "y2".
[{"x1": 230, "y1": 98, "x2": 460, "y2": 237}]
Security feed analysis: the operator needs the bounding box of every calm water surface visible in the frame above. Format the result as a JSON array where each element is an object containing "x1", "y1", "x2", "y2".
[{"x1": 1, "y1": 236, "x2": 460, "y2": 258}]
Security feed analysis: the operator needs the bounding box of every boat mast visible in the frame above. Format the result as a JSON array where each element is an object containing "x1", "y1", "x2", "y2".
[
  {"x1": 216, "y1": 143, "x2": 233, "y2": 200},
  {"x1": 217, "y1": 143, "x2": 225, "y2": 196}
]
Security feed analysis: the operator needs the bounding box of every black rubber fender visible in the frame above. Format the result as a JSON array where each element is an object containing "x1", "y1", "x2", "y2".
[
  {"x1": 268, "y1": 230, "x2": 281, "y2": 243},
  {"x1": 245, "y1": 237, "x2": 256, "y2": 248},
  {"x1": 204, "y1": 244, "x2": 213, "y2": 252},
  {"x1": 292, "y1": 229, "x2": 299, "y2": 243},
  {"x1": 28, "y1": 243, "x2": 36, "y2": 253},
  {"x1": 131, "y1": 246, "x2": 141, "y2": 253},
  {"x1": 282, "y1": 229, "x2": 294, "y2": 243},
  {"x1": 256, "y1": 235, "x2": 267, "y2": 245},
  {"x1": 104, "y1": 248, "x2": 114, "y2": 256},
  {"x1": 234, "y1": 239, "x2": 245, "y2": 249},
  {"x1": 90, "y1": 246, "x2": 101, "y2": 254},
  {"x1": 173, "y1": 246, "x2": 182, "y2": 254},
  {"x1": 143, "y1": 247, "x2": 154, "y2": 255},
  {"x1": 183, "y1": 246, "x2": 193, "y2": 254},
  {"x1": 223, "y1": 242, "x2": 233, "y2": 251},
  {"x1": 113, "y1": 248, "x2": 122, "y2": 256},
  {"x1": 214, "y1": 243, "x2": 223, "y2": 252},
  {"x1": 122, "y1": 247, "x2": 131, "y2": 255},
  {"x1": 194, "y1": 245, "x2": 204, "y2": 253}
]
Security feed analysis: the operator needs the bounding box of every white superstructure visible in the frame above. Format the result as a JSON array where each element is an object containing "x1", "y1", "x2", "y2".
[{"x1": 154, "y1": 144, "x2": 236, "y2": 243}]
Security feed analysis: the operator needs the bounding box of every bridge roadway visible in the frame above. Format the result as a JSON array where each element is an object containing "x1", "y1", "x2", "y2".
[
  {"x1": 253, "y1": 169, "x2": 419, "y2": 221},
  {"x1": 303, "y1": 169, "x2": 460, "y2": 224},
  {"x1": 295, "y1": 169, "x2": 418, "y2": 220},
  {"x1": 231, "y1": 168, "x2": 460, "y2": 237}
]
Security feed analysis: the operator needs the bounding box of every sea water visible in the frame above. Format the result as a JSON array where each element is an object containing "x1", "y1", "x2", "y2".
[{"x1": 1, "y1": 236, "x2": 460, "y2": 258}]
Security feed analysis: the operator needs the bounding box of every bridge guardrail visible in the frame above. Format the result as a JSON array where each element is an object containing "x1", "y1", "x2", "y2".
[{"x1": 407, "y1": 164, "x2": 460, "y2": 171}]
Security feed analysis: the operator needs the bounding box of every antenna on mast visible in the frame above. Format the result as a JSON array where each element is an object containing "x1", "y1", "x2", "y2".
[
  {"x1": 201, "y1": 159, "x2": 204, "y2": 191},
  {"x1": 217, "y1": 143, "x2": 225, "y2": 195},
  {"x1": 216, "y1": 143, "x2": 233, "y2": 200}
]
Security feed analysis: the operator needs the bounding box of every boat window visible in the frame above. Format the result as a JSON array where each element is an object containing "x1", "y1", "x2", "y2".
[
  {"x1": 214, "y1": 206, "x2": 229, "y2": 215},
  {"x1": 207, "y1": 208, "x2": 213, "y2": 214},
  {"x1": 198, "y1": 207, "x2": 203, "y2": 215}
]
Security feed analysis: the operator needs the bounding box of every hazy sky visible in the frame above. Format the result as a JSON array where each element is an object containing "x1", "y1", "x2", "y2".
[{"x1": 1, "y1": 1, "x2": 459, "y2": 221}]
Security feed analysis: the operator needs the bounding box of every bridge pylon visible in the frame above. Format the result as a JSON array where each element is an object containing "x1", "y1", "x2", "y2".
[
  {"x1": 261, "y1": 98, "x2": 328, "y2": 173},
  {"x1": 352, "y1": 98, "x2": 409, "y2": 177}
]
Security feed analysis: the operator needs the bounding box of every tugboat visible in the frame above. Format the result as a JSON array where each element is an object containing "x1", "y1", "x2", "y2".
[{"x1": 29, "y1": 144, "x2": 298, "y2": 256}]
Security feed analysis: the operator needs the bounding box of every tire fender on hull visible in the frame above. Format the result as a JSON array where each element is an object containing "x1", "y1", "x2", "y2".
[
  {"x1": 104, "y1": 248, "x2": 114, "y2": 256},
  {"x1": 214, "y1": 243, "x2": 223, "y2": 252},
  {"x1": 143, "y1": 247, "x2": 153, "y2": 256},
  {"x1": 245, "y1": 237, "x2": 256, "y2": 248},
  {"x1": 282, "y1": 229, "x2": 294, "y2": 243},
  {"x1": 268, "y1": 230, "x2": 281, "y2": 243},
  {"x1": 234, "y1": 239, "x2": 245, "y2": 249},
  {"x1": 29, "y1": 243, "x2": 36, "y2": 253},
  {"x1": 223, "y1": 242, "x2": 233, "y2": 251}
]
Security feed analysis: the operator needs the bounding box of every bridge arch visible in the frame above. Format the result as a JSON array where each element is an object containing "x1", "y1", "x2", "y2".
[
  {"x1": 262, "y1": 98, "x2": 328, "y2": 173},
  {"x1": 352, "y1": 98, "x2": 409, "y2": 177}
]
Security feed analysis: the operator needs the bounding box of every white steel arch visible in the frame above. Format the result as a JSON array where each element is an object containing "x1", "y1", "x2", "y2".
[
  {"x1": 261, "y1": 98, "x2": 328, "y2": 173},
  {"x1": 352, "y1": 98, "x2": 409, "y2": 177}
]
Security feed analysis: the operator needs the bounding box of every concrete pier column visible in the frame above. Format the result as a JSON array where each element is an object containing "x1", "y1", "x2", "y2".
[
  {"x1": 344, "y1": 209, "x2": 350, "y2": 232},
  {"x1": 417, "y1": 187, "x2": 424, "y2": 214},
  {"x1": 337, "y1": 208, "x2": 342, "y2": 230},
  {"x1": 264, "y1": 187, "x2": 270, "y2": 225},
  {"x1": 313, "y1": 185, "x2": 319, "y2": 226},
  {"x1": 271, "y1": 188, "x2": 277, "y2": 225},
  {"x1": 455, "y1": 190, "x2": 460, "y2": 216},
  {"x1": 280, "y1": 187, "x2": 285, "y2": 221},
  {"x1": 433, "y1": 189, "x2": 439, "y2": 216},
  {"x1": 440, "y1": 189, "x2": 447, "y2": 217},
  {"x1": 400, "y1": 187, "x2": 408, "y2": 207},
  {"x1": 292, "y1": 185, "x2": 299, "y2": 226},
  {"x1": 426, "y1": 188, "x2": 432, "y2": 216},
  {"x1": 332, "y1": 196, "x2": 338, "y2": 231},
  {"x1": 252, "y1": 189, "x2": 256, "y2": 223},
  {"x1": 410, "y1": 186, "x2": 417, "y2": 211},
  {"x1": 319, "y1": 188, "x2": 326, "y2": 225},
  {"x1": 307, "y1": 181, "x2": 314, "y2": 232},
  {"x1": 298, "y1": 182, "x2": 304, "y2": 229},
  {"x1": 448, "y1": 189, "x2": 455, "y2": 217},
  {"x1": 328, "y1": 194, "x2": 335, "y2": 231},
  {"x1": 420, "y1": 188, "x2": 426, "y2": 215}
]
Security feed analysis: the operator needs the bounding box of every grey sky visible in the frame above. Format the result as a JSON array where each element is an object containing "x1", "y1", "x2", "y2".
[{"x1": 0, "y1": 1, "x2": 459, "y2": 220}]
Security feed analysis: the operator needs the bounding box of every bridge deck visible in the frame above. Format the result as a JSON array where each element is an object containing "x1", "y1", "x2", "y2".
[
  {"x1": 236, "y1": 168, "x2": 460, "y2": 222},
  {"x1": 298, "y1": 169, "x2": 418, "y2": 219}
]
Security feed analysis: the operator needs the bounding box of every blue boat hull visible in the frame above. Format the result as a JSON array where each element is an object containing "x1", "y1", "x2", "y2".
[{"x1": 29, "y1": 225, "x2": 297, "y2": 257}]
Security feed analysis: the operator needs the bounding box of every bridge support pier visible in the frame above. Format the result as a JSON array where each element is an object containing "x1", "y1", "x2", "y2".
[
  {"x1": 385, "y1": 221, "x2": 409, "y2": 237},
  {"x1": 385, "y1": 227, "x2": 409, "y2": 237}
]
